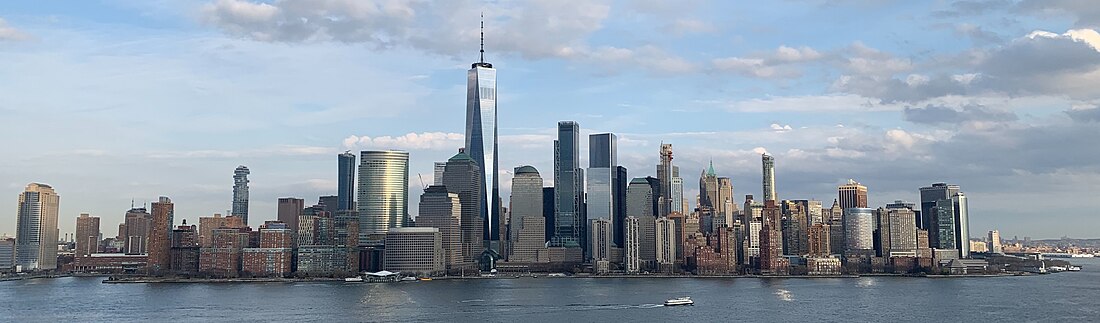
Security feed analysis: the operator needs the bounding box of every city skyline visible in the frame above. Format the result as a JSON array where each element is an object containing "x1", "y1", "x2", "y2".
[{"x1": 2, "y1": 1, "x2": 1100, "y2": 240}]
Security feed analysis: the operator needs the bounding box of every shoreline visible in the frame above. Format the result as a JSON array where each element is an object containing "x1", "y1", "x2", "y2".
[{"x1": 95, "y1": 272, "x2": 1031, "y2": 284}]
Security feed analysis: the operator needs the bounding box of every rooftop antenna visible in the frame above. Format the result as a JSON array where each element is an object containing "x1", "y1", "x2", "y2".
[{"x1": 479, "y1": 12, "x2": 485, "y2": 63}]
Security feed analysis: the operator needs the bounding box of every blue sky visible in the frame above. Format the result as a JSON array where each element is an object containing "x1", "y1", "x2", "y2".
[{"x1": 1, "y1": 0, "x2": 1099, "y2": 239}]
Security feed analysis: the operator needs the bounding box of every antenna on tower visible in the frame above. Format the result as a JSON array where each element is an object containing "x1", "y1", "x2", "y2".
[{"x1": 479, "y1": 12, "x2": 485, "y2": 63}]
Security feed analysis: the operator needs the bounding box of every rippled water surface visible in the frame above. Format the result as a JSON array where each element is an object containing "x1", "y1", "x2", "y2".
[{"x1": 3, "y1": 258, "x2": 1097, "y2": 322}]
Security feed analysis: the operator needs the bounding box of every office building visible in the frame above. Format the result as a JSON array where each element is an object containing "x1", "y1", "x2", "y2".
[
  {"x1": 932, "y1": 199, "x2": 958, "y2": 251},
  {"x1": 671, "y1": 172, "x2": 684, "y2": 215},
  {"x1": 808, "y1": 223, "x2": 831, "y2": 257},
  {"x1": 807, "y1": 200, "x2": 824, "y2": 225},
  {"x1": 509, "y1": 166, "x2": 547, "y2": 263},
  {"x1": 75, "y1": 213, "x2": 101, "y2": 256},
  {"x1": 553, "y1": 121, "x2": 584, "y2": 248},
  {"x1": 442, "y1": 149, "x2": 484, "y2": 264},
  {"x1": 988, "y1": 230, "x2": 1003, "y2": 254},
  {"x1": 148, "y1": 196, "x2": 174, "y2": 273},
  {"x1": 587, "y1": 133, "x2": 626, "y2": 249},
  {"x1": 844, "y1": 208, "x2": 875, "y2": 253},
  {"x1": 657, "y1": 144, "x2": 674, "y2": 216},
  {"x1": 781, "y1": 200, "x2": 809, "y2": 256},
  {"x1": 232, "y1": 166, "x2": 250, "y2": 225},
  {"x1": 837, "y1": 179, "x2": 868, "y2": 209},
  {"x1": 627, "y1": 177, "x2": 660, "y2": 267},
  {"x1": 433, "y1": 162, "x2": 446, "y2": 185},
  {"x1": 920, "y1": 183, "x2": 971, "y2": 258},
  {"x1": 717, "y1": 176, "x2": 735, "y2": 227},
  {"x1": 465, "y1": 32, "x2": 501, "y2": 257},
  {"x1": 881, "y1": 207, "x2": 918, "y2": 257},
  {"x1": 15, "y1": 183, "x2": 60, "y2": 271},
  {"x1": 0, "y1": 238, "x2": 15, "y2": 271},
  {"x1": 277, "y1": 198, "x2": 305, "y2": 233},
  {"x1": 383, "y1": 227, "x2": 444, "y2": 275},
  {"x1": 417, "y1": 185, "x2": 463, "y2": 269},
  {"x1": 338, "y1": 152, "x2": 357, "y2": 211},
  {"x1": 761, "y1": 153, "x2": 777, "y2": 202},
  {"x1": 357, "y1": 150, "x2": 410, "y2": 240}
]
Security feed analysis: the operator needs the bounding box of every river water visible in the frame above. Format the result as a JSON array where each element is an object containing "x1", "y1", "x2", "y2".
[{"x1": 2, "y1": 258, "x2": 1097, "y2": 322}]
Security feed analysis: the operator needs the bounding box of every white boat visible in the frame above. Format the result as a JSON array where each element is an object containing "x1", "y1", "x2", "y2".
[
  {"x1": 400, "y1": 276, "x2": 418, "y2": 281},
  {"x1": 1048, "y1": 266, "x2": 1067, "y2": 272},
  {"x1": 1067, "y1": 266, "x2": 1082, "y2": 272},
  {"x1": 344, "y1": 276, "x2": 364, "y2": 282},
  {"x1": 664, "y1": 297, "x2": 694, "y2": 306}
]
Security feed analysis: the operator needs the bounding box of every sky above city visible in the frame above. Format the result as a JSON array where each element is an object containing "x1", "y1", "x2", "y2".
[{"x1": 1, "y1": 0, "x2": 1098, "y2": 240}]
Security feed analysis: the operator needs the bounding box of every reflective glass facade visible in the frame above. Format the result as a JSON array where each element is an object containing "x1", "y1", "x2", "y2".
[{"x1": 357, "y1": 151, "x2": 409, "y2": 243}]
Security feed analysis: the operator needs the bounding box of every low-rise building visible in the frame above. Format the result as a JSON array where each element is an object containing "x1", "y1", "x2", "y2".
[
  {"x1": 807, "y1": 257, "x2": 842, "y2": 275},
  {"x1": 72, "y1": 253, "x2": 148, "y2": 274},
  {"x1": 383, "y1": 228, "x2": 444, "y2": 276}
]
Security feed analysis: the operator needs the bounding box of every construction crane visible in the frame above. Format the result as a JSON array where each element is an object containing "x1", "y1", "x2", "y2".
[{"x1": 418, "y1": 173, "x2": 426, "y2": 188}]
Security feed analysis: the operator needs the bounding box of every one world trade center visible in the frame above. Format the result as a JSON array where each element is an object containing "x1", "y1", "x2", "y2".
[{"x1": 466, "y1": 18, "x2": 500, "y2": 268}]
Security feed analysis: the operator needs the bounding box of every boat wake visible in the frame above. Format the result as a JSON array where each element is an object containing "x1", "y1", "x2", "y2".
[{"x1": 775, "y1": 289, "x2": 794, "y2": 302}]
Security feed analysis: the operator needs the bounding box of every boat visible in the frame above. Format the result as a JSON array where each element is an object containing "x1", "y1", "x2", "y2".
[
  {"x1": 419, "y1": 277, "x2": 433, "y2": 281},
  {"x1": 1048, "y1": 266, "x2": 1067, "y2": 272},
  {"x1": 664, "y1": 297, "x2": 694, "y2": 306},
  {"x1": 400, "y1": 276, "x2": 418, "y2": 281},
  {"x1": 344, "y1": 276, "x2": 364, "y2": 282},
  {"x1": 1067, "y1": 266, "x2": 1082, "y2": 272}
]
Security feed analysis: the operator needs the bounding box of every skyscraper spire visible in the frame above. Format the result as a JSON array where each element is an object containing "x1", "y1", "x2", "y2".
[{"x1": 479, "y1": 12, "x2": 485, "y2": 63}]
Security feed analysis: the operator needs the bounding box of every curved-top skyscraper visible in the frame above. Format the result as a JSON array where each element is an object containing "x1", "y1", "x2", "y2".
[{"x1": 465, "y1": 19, "x2": 500, "y2": 255}]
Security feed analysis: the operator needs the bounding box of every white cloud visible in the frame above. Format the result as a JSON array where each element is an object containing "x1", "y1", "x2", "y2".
[
  {"x1": 770, "y1": 123, "x2": 793, "y2": 132},
  {"x1": 343, "y1": 132, "x2": 464, "y2": 150},
  {"x1": 711, "y1": 45, "x2": 824, "y2": 79}
]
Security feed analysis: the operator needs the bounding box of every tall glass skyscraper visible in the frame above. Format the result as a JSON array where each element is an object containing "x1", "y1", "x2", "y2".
[
  {"x1": 553, "y1": 121, "x2": 583, "y2": 248},
  {"x1": 232, "y1": 165, "x2": 250, "y2": 225},
  {"x1": 357, "y1": 150, "x2": 409, "y2": 244},
  {"x1": 337, "y1": 152, "x2": 356, "y2": 211},
  {"x1": 586, "y1": 134, "x2": 616, "y2": 221},
  {"x1": 16, "y1": 183, "x2": 59, "y2": 271},
  {"x1": 920, "y1": 183, "x2": 970, "y2": 258},
  {"x1": 465, "y1": 24, "x2": 500, "y2": 255},
  {"x1": 762, "y1": 153, "x2": 776, "y2": 202},
  {"x1": 587, "y1": 133, "x2": 624, "y2": 252}
]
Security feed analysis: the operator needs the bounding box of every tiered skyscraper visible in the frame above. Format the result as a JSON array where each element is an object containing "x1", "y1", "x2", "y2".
[
  {"x1": 232, "y1": 166, "x2": 250, "y2": 225},
  {"x1": 442, "y1": 149, "x2": 483, "y2": 265},
  {"x1": 465, "y1": 20, "x2": 500, "y2": 257},
  {"x1": 509, "y1": 166, "x2": 547, "y2": 262},
  {"x1": 15, "y1": 183, "x2": 60, "y2": 271}
]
